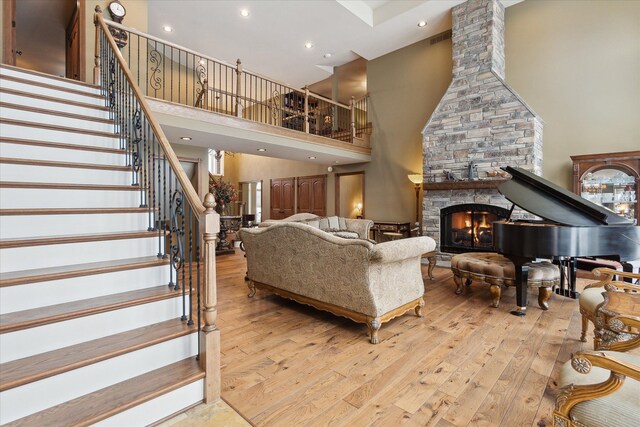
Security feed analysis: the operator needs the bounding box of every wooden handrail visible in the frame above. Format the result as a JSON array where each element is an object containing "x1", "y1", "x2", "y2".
[{"x1": 95, "y1": 11, "x2": 205, "y2": 216}]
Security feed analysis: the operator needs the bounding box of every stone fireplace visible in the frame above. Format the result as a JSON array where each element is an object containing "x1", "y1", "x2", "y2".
[{"x1": 421, "y1": 0, "x2": 543, "y2": 259}]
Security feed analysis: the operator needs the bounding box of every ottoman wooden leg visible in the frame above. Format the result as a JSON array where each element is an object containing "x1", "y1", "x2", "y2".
[
  {"x1": 368, "y1": 318, "x2": 381, "y2": 344},
  {"x1": 489, "y1": 284, "x2": 501, "y2": 308},
  {"x1": 538, "y1": 286, "x2": 552, "y2": 310},
  {"x1": 415, "y1": 298, "x2": 425, "y2": 317},
  {"x1": 454, "y1": 275, "x2": 464, "y2": 295}
]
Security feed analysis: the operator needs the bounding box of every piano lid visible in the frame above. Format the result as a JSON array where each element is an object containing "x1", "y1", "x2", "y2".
[{"x1": 498, "y1": 166, "x2": 634, "y2": 226}]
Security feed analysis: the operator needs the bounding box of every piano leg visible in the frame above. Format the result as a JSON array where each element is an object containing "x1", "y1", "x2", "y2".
[{"x1": 508, "y1": 257, "x2": 530, "y2": 317}]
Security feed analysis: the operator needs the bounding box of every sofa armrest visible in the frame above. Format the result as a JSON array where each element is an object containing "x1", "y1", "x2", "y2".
[
  {"x1": 344, "y1": 218, "x2": 374, "y2": 239},
  {"x1": 369, "y1": 236, "x2": 436, "y2": 263}
]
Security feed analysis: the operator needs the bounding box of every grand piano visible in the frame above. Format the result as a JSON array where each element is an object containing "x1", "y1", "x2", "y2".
[{"x1": 493, "y1": 166, "x2": 640, "y2": 316}]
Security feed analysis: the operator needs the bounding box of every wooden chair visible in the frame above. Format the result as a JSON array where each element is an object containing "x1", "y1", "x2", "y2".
[
  {"x1": 553, "y1": 314, "x2": 640, "y2": 427},
  {"x1": 579, "y1": 268, "x2": 640, "y2": 349}
]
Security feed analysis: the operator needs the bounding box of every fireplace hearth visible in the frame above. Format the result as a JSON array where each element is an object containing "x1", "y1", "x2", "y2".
[{"x1": 440, "y1": 203, "x2": 510, "y2": 254}]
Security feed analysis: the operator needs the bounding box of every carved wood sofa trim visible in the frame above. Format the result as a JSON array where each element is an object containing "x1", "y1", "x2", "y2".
[
  {"x1": 247, "y1": 280, "x2": 424, "y2": 344},
  {"x1": 553, "y1": 350, "x2": 640, "y2": 427}
]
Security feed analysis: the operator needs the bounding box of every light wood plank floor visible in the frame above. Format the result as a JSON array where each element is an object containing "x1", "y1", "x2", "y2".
[{"x1": 217, "y1": 252, "x2": 597, "y2": 427}]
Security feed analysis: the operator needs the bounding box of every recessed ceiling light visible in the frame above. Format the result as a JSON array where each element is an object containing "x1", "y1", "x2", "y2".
[
  {"x1": 323, "y1": 53, "x2": 332, "y2": 58},
  {"x1": 334, "y1": 160, "x2": 340, "y2": 164},
  {"x1": 163, "y1": 25, "x2": 173, "y2": 32},
  {"x1": 240, "y1": 9, "x2": 250, "y2": 17},
  {"x1": 257, "y1": 148, "x2": 267, "y2": 152},
  {"x1": 304, "y1": 42, "x2": 314, "y2": 49},
  {"x1": 180, "y1": 136, "x2": 192, "y2": 141},
  {"x1": 308, "y1": 156, "x2": 316, "y2": 160},
  {"x1": 417, "y1": 21, "x2": 427, "y2": 28}
]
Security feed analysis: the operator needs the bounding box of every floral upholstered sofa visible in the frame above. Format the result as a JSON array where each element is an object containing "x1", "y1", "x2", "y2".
[{"x1": 238, "y1": 217, "x2": 436, "y2": 344}]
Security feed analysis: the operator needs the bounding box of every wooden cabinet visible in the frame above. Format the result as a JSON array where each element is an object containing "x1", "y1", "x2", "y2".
[
  {"x1": 270, "y1": 178, "x2": 294, "y2": 220},
  {"x1": 297, "y1": 175, "x2": 326, "y2": 217},
  {"x1": 571, "y1": 151, "x2": 639, "y2": 225}
]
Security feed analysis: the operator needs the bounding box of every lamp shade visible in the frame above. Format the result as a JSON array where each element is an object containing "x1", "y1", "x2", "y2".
[{"x1": 408, "y1": 174, "x2": 423, "y2": 185}]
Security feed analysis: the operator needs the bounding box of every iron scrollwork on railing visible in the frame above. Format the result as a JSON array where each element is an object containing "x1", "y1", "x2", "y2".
[
  {"x1": 130, "y1": 109, "x2": 143, "y2": 185},
  {"x1": 170, "y1": 188, "x2": 185, "y2": 290},
  {"x1": 271, "y1": 90, "x2": 281, "y2": 124},
  {"x1": 148, "y1": 48, "x2": 163, "y2": 91},
  {"x1": 108, "y1": 57, "x2": 116, "y2": 109},
  {"x1": 195, "y1": 63, "x2": 208, "y2": 108}
]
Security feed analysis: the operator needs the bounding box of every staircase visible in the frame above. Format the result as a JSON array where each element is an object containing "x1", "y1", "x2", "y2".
[{"x1": 0, "y1": 65, "x2": 209, "y2": 425}]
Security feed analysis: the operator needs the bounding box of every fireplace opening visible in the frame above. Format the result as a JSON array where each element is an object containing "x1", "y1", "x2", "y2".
[{"x1": 440, "y1": 203, "x2": 510, "y2": 253}]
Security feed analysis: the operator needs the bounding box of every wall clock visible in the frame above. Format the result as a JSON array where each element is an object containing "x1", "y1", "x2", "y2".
[{"x1": 108, "y1": 1, "x2": 126, "y2": 24}]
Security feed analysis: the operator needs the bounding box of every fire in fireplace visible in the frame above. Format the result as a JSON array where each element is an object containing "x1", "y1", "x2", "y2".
[{"x1": 440, "y1": 203, "x2": 510, "y2": 253}]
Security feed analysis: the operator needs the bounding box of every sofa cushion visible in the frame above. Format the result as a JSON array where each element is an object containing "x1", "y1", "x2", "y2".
[
  {"x1": 318, "y1": 216, "x2": 347, "y2": 231},
  {"x1": 559, "y1": 351, "x2": 640, "y2": 427},
  {"x1": 329, "y1": 230, "x2": 360, "y2": 239}
]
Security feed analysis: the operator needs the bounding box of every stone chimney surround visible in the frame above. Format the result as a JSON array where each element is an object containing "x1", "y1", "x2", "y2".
[{"x1": 421, "y1": 0, "x2": 543, "y2": 257}]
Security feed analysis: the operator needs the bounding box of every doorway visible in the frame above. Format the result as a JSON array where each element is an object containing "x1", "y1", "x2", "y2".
[
  {"x1": 238, "y1": 181, "x2": 263, "y2": 224},
  {"x1": 4, "y1": 0, "x2": 82, "y2": 80},
  {"x1": 335, "y1": 172, "x2": 365, "y2": 219}
]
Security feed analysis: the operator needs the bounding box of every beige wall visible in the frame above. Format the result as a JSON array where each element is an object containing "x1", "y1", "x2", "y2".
[
  {"x1": 505, "y1": 0, "x2": 640, "y2": 188},
  {"x1": 335, "y1": 36, "x2": 453, "y2": 223},
  {"x1": 338, "y1": 174, "x2": 364, "y2": 219},
  {"x1": 85, "y1": 0, "x2": 148, "y2": 84}
]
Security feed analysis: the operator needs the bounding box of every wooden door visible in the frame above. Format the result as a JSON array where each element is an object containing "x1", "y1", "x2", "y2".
[
  {"x1": 270, "y1": 178, "x2": 294, "y2": 219},
  {"x1": 66, "y1": 7, "x2": 81, "y2": 80},
  {"x1": 2, "y1": 0, "x2": 16, "y2": 66},
  {"x1": 298, "y1": 175, "x2": 326, "y2": 217}
]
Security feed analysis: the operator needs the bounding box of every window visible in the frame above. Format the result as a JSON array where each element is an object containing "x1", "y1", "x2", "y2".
[{"x1": 208, "y1": 149, "x2": 224, "y2": 176}]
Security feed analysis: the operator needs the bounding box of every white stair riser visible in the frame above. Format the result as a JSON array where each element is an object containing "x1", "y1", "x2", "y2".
[
  {"x1": 0, "y1": 265, "x2": 171, "y2": 314},
  {"x1": 0, "y1": 141, "x2": 126, "y2": 165},
  {"x1": 0, "y1": 296, "x2": 185, "y2": 363},
  {"x1": 0, "y1": 334, "x2": 198, "y2": 425},
  {"x1": 0, "y1": 123, "x2": 120, "y2": 148},
  {"x1": 0, "y1": 91, "x2": 109, "y2": 118},
  {"x1": 0, "y1": 236, "x2": 165, "y2": 273},
  {"x1": 94, "y1": 379, "x2": 204, "y2": 427},
  {"x1": 0, "y1": 188, "x2": 142, "y2": 209},
  {"x1": 0, "y1": 163, "x2": 132, "y2": 186},
  {"x1": 0, "y1": 107, "x2": 115, "y2": 133},
  {"x1": 0, "y1": 212, "x2": 150, "y2": 239},
  {"x1": 0, "y1": 67, "x2": 102, "y2": 95},
  {"x1": 0, "y1": 78, "x2": 104, "y2": 106}
]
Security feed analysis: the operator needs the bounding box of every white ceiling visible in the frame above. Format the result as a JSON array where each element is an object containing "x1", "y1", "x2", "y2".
[{"x1": 147, "y1": 0, "x2": 521, "y2": 89}]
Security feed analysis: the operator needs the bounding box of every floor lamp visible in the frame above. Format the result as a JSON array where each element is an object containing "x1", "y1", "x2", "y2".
[{"x1": 408, "y1": 174, "x2": 423, "y2": 236}]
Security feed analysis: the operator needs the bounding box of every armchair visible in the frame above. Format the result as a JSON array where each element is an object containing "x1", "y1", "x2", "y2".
[
  {"x1": 579, "y1": 268, "x2": 640, "y2": 349},
  {"x1": 553, "y1": 314, "x2": 640, "y2": 427}
]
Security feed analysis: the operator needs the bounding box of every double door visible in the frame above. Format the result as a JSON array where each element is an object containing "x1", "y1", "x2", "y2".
[{"x1": 269, "y1": 175, "x2": 326, "y2": 220}]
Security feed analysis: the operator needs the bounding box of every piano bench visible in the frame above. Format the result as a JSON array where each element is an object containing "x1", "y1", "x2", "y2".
[{"x1": 450, "y1": 252, "x2": 560, "y2": 310}]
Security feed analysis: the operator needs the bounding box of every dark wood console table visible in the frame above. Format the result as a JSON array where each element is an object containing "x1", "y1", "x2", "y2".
[
  {"x1": 216, "y1": 215, "x2": 241, "y2": 255},
  {"x1": 370, "y1": 221, "x2": 411, "y2": 243}
]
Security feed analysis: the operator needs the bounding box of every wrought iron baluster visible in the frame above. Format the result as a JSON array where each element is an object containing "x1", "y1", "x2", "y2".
[
  {"x1": 168, "y1": 167, "x2": 174, "y2": 288},
  {"x1": 156, "y1": 136, "x2": 162, "y2": 257},
  {"x1": 187, "y1": 206, "x2": 193, "y2": 326}
]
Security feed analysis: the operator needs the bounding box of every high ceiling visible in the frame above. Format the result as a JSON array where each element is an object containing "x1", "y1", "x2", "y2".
[{"x1": 147, "y1": 1, "x2": 522, "y2": 89}]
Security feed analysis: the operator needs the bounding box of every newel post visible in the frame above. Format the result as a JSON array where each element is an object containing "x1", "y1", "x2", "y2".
[
  {"x1": 235, "y1": 59, "x2": 243, "y2": 118},
  {"x1": 200, "y1": 193, "x2": 220, "y2": 402},
  {"x1": 304, "y1": 86, "x2": 310, "y2": 134},
  {"x1": 93, "y1": 6, "x2": 102, "y2": 86}
]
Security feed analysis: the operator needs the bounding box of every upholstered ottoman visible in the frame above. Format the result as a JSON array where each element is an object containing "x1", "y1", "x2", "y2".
[{"x1": 450, "y1": 252, "x2": 560, "y2": 310}]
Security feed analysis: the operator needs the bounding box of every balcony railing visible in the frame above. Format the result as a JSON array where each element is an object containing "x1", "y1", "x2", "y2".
[{"x1": 103, "y1": 19, "x2": 371, "y2": 145}]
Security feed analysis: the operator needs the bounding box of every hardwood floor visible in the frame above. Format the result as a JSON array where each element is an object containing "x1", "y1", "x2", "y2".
[{"x1": 217, "y1": 252, "x2": 597, "y2": 426}]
